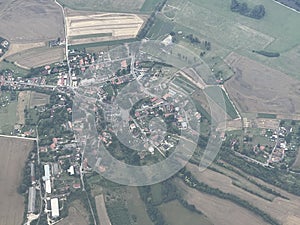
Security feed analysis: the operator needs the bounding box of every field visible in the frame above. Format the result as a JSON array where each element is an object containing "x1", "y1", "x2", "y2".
[
  {"x1": 0, "y1": 99, "x2": 17, "y2": 134},
  {"x1": 224, "y1": 52, "x2": 300, "y2": 116},
  {"x1": 7, "y1": 46, "x2": 65, "y2": 69},
  {"x1": 0, "y1": 137, "x2": 33, "y2": 225},
  {"x1": 58, "y1": 0, "x2": 146, "y2": 13},
  {"x1": 158, "y1": 200, "x2": 212, "y2": 225},
  {"x1": 0, "y1": 61, "x2": 29, "y2": 77},
  {"x1": 126, "y1": 187, "x2": 153, "y2": 225},
  {"x1": 163, "y1": 0, "x2": 300, "y2": 78},
  {"x1": 95, "y1": 195, "x2": 111, "y2": 225},
  {"x1": 186, "y1": 163, "x2": 300, "y2": 224},
  {"x1": 291, "y1": 148, "x2": 300, "y2": 170},
  {"x1": 2, "y1": 42, "x2": 46, "y2": 58},
  {"x1": 16, "y1": 91, "x2": 50, "y2": 126},
  {"x1": 0, "y1": 0, "x2": 64, "y2": 43},
  {"x1": 65, "y1": 9, "x2": 145, "y2": 46},
  {"x1": 57, "y1": 200, "x2": 89, "y2": 225},
  {"x1": 176, "y1": 180, "x2": 270, "y2": 225}
]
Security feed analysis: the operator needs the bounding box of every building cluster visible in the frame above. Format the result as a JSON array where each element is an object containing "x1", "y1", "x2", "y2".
[{"x1": 0, "y1": 37, "x2": 9, "y2": 57}]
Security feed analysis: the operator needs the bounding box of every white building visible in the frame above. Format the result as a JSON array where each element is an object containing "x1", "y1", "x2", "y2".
[
  {"x1": 28, "y1": 187, "x2": 36, "y2": 213},
  {"x1": 43, "y1": 164, "x2": 51, "y2": 181},
  {"x1": 51, "y1": 198, "x2": 60, "y2": 218},
  {"x1": 45, "y1": 180, "x2": 51, "y2": 194}
]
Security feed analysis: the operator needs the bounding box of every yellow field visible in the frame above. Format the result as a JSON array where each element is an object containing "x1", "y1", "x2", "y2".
[{"x1": 66, "y1": 11, "x2": 145, "y2": 45}]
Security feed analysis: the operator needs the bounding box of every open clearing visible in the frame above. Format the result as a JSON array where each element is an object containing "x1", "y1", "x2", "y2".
[
  {"x1": 95, "y1": 194, "x2": 111, "y2": 225},
  {"x1": 0, "y1": 0, "x2": 64, "y2": 43},
  {"x1": 291, "y1": 148, "x2": 300, "y2": 170},
  {"x1": 57, "y1": 200, "x2": 89, "y2": 225},
  {"x1": 58, "y1": 0, "x2": 146, "y2": 13},
  {"x1": 7, "y1": 46, "x2": 65, "y2": 69},
  {"x1": 66, "y1": 9, "x2": 145, "y2": 46},
  {"x1": 187, "y1": 163, "x2": 300, "y2": 224},
  {"x1": 224, "y1": 52, "x2": 300, "y2": 116},
  {"x1": 158, "y1": 200, "x2": 212, "y2": 225},
  {"x1": 0, "y1": 98, "x2": 17, "y2": 134},
  {"x1": 176, "y1": 180, "x2": 269, "y2": 225},
  {"x1": 2, "y1": 42, "x2": 46, "y2": 59},
  {"x1": 0, "y1": 137, "x2": 33, "y2": 225},
  {"x1": 163, "y1": 0, "x2": 300, "y2": 78}
]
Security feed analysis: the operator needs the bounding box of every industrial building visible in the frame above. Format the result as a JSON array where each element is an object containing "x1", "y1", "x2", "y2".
[
  {"x1": 51, "y1": 198, "x2": 60, "y2": 218},
  {"x1": 45, "y1": 179, "x2": 51, "y2": 194}
]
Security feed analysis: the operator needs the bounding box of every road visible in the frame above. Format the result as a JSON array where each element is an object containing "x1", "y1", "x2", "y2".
[{"x1": 0, "y1": 134, "x2": 36, "y2": 141}]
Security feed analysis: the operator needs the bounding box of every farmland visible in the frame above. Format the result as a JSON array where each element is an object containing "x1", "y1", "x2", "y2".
[
  {"x1": 58, "y1": 0, "x2": 146, "y2": 13},
  {"x1": 0, "y1": 137, "x2": 33, "y2": 225},
  {"x1": 176, "y1": 180, "x2": 270, "y2": 225},
  {"x1": 158, "y1": 200, "x2": 212, "y2": 225},
  {"x1": 65, "y1": 10, "x2": 145, "y2": 46},
  {"x1": 186, "y1": 162, "x2": 300, "y2": 224},
  {"x1": 95, "y1": 195, "x2": 111, "y2": 225},
  {"x1": 0, "y1": 98, "x2": 17, "y2": 134},
  {"x1": 7, "y1": 46, "x2": 65, "y2": 69},
  {"x1": 224, "y1": 52, "x2": 300, "y2": 116},
  {"x1": 0, "y1": 0, "x2": 64, "y2": 44}
]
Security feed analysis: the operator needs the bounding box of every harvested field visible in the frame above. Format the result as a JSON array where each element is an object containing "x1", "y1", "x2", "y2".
[
  {"x1": 0, "y1": 137, "x2": 33, "y2": 225},
  {"x1": 57, "y1": 200, "x2": 89, "y2": 225},
  {"x1": 189, "y1": 162, "x2": 300, "y2": 225},
  {"x1": 95, "y1": 195, "x2": 111, "y2": 225},
  {"x1": 16, "y1": 91, "x2": 31, "y2": 125},
  {"x1": 29, "y1": 92, "x2": 50, "y2": 109},
  {"x1": 176, "y1": 180, "x2": 269, "y2": 225},
  {"x1": 224, "y1": 52, "x2": 300, "y2": 116},
  {"x1": 65, "y1": 10, "x2": 145, "y2": 46},
  {"x1": 0, "y1": 0, "x2": 64, "y2": 43},
  {"x1": 7, "y1": 46, "x2": 65, "y2": 69},
  {"x1": 2, "y1": 42, "x2": 45, "y2": 58}
]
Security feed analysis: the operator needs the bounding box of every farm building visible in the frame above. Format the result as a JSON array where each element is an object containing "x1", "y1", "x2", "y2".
[
  {"x1": 51, "y1": 198, "x2": 60, "y2": 218},
  {"x1": 43, "y1": 164, "x2": 51, "y2": 181},
  {"x1": 27, "y1": 187, "x2": 36, "y2": 213},
  {"x1": 45, "y1": 180, "x2": 51, "y2": 194}
]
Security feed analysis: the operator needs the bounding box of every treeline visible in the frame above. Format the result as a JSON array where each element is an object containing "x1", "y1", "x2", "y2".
[
  {"x1": 230, "y1": 0, "x2": 265, "y2": 19},
  {"x1": 178, "y1": 168, "x2": 280, "y2": 225},
  {"x1": 253, "y1": 50, "x2": 280, "y2": 57},
  {"x1": 137, "y1": 0, "x2": 167, "y2": 39},
  {"x1": 219, "y1": 145, "x2": 300, "y2": 196}
]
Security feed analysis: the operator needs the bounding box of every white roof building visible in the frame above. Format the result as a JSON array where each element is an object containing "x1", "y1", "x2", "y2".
[
  {"x1": 43, "y1": 164, "x2": 51, "y2": 181},
  {"x1": 51, "y1": 198, "x2": 60, "y2": 218},
  {"x1": 45, "y1": 180, "x2": 51, "y2": 194}
]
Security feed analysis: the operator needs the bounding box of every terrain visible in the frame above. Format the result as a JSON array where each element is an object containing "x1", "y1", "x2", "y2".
[{"x1": 0, "y1": 137, "x2": 33, "y2": 225}]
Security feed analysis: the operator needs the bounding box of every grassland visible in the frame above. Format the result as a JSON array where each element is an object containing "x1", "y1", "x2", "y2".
[
  {"x1": 158, "y1": 0, "x2": 300, "y2": 79},
  {"x1": 58, "y1": 0, "x2": 146, "y2": 13},
  {"x1": 224, "y1": 52, "x2": 300, "y2": 116},
  {"x1": 140, "y1": 0, "x2": 161, "y2": 12},
  {"x1": 204, "y1": 86, "x2": 239, "y2": 119},
  {"x1": 57, "y1": 200, "x2": 89, "y2": 225},
  {"x1": 0, "y1": 61, "x2": 29, "y2": 77},
  {"x1": 95, "y1": 195, "x2": 111, "y2": 225},
  {"x1": 158, "y1": 200, "x2": 212, "y2": 225},
  {"x1": 0, "y1": 137, "x2": 33, "y2": 225},
  {"x1": 0, "y1": 100, "x2": 17, "y2": 134},
  {"x1": 7, "y1": 46, "x2": 65, "y2": 69}
]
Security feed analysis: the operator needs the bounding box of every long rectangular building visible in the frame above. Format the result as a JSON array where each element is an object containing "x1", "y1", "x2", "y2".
[
  {"x1": 51, "y1": 198, "x2": 59, "y2": 218},
  {"x1": 45, "y1": 179, "x2": 51, "y2": 194},
  {"x1": 27, "y1": 187, "x2": 36, "y2": 213}
]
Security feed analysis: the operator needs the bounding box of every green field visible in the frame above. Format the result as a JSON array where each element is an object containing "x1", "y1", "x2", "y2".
[
  {"x1": 58, "y1": 0, "x2": 164, "y2": 13},
  {"x1": 69, "y1": 38, "x2": 137, "y2": 50},
  {"x1": 158, "y1": 200, "x2": 212, "y2": 225},
  {"x1": 0, "y1": 100, "x2": 17, "y2": 134},
  {"x1": 0, "y1": 60, "x2": 29, "y2": 77},
  {"x1": 161, "y1": 0, "x2": 300, "y2": 79},
  {"x1": 205, "y1": 86, "x2": 239, "y2": 119},
  {"x1": 257, "y1": 113, "x2": 277, "y2": 119}
]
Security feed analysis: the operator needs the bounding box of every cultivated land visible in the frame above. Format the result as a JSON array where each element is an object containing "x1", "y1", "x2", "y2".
[
  {"x1": 224, "y1": 52, "x2": 300, "y2": 116},
  {"x1": 58, "y1": 0, "x2": 146, "y2": 13},
  {"x1": 95, "y1": 195, "x2": 111, "y2": 225},
  {"x1": 57, "y1": 200, "x2": 89, "y2": 225},
  {"x1": 162, "y1": 0, "x2": 300, "y2": 78},
  {"x1": 0, "y1": 137, "x2": 33, "y2": 225},
  {"x1": 158, "y1": 200, "x2": 213, "y2": 225},
  {"x1": 65, "y1": 9, "x2": 145, "y2": 46},
  {"x1": 0, "y1": 98, "x2": 17, "y2": 134},
  {"x1": 7, "y1": 46, "x2": 65, "y2": 69},
  {"x1": 2, "y1": 42, "x2": 46, "y2": 59},
  {"x1": 187, "y1": 163, "x2": 300, "y2": 224},
  {"x1": 176, "y1": 180, "x2": 270, "y2": 225},
  {"x1": 291, "y1": 148, "x2": 300, "y2": 170},
  {"x1": 0, "y1": 0, "x2": 64, "y2": 43}
]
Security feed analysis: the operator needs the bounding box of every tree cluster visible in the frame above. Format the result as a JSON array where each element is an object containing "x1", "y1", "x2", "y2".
[{"x1": 231, "y1": 0, "x2": 265, "y2": 19}]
